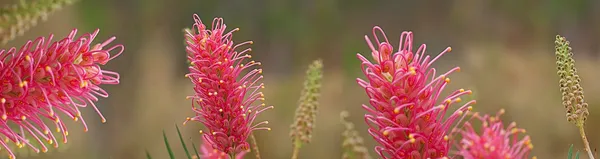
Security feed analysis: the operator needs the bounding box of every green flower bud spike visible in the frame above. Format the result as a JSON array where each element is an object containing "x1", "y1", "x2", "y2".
[
  {"x1": 290, "y1": 59, "x2": 323, "y2": 159},
  {"x1": 340, "y1": 111, "x2": 372, "y2": 159},
  {"x1": 555, "y1": 35, "x2": 595, "y2": 159}
]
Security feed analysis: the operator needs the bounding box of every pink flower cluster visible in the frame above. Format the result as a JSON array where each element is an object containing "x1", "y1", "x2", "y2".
[
  {"x1": 356, "y1": 27, "x2": 475, "y2": 159},
  {"x1": 184, "y1": 14, "x2": 272, "y2": 156},
  {"x1": 455, "y1": 109, "x2": 534, "y2": 159},
  {"x1": 0, "y1": 29, "x2": 123, "y2": 158}
]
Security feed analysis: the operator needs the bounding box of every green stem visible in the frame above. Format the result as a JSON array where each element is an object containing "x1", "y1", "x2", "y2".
[
  {"x1": 578, "y1": 124, "x2": 595, "y2": 159},
  {"x1": 291, "y1": 138, "x2": 301, "y2": 159}
]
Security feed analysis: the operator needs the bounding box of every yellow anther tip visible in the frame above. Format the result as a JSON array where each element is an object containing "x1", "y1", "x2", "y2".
[
  {"x1": 21, "y1": 116, "x2": 26, "y2": 120},
  {"x1": 394, "y1": 107, "x2": 401, "y2": 114},
  {"x1": 0, "y1": 98, "x2": 5, "y2": 104},
  {"x1": 455, "y1": 98, "x2": 462, "y2": 103},
  {"x1": 383, "y1": 130, "x2": 390, "y2": 136},
  {"x1": 467, "y1": 106, "x2": 473, "y2": 111},
  {"x1": 199, "y1": 130, "x2": 203, "y2": 134},
  {"x1": 445, "y1": 78, "x2": 450, "y2": 83},
  {"x1": 443, "y1": 135, "x2": 449, "y2": 141},
  {"x1": 448, "y1": 47, "x2": 452, "y2": 52},
  {"x1": 459, "y1": 89, "x2": 465, "y2": 92}
]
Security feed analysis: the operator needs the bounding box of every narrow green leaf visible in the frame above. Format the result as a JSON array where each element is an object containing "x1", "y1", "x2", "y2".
[
  {"x1": 145, "y1": 149, "x2": 153, "y2": 159},
  {"x1": 163, "y1": 130, "x2": 175, "y2": 159},
  {"x1": 575, "y1": 151, "x2": 580, "y2": 159},
  {"x1": 176, "y1": 125, "x2": 192, "y2": 159},
  {"x1": 191, "y1": 139, "x2": 200, "y2": 158},
  {"x1": 568, "y1": 144, "x2": 574, "y2": 159}
]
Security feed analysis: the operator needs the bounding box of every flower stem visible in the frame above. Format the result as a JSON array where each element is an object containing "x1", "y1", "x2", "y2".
[
  {"x1": 578, "y1": 124, "x2": 595, "y2": 159},
  {"x1": 250, "y1": 133, "x2": 262, "y2": 159},
  {"x1": 291, "y1": 138, "x2": 301, "y2": 159}
]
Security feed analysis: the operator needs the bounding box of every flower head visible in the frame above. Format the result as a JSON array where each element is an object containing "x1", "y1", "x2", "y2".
[
  {"x1": 184, "y1": 14, "x2": 272, "y2": 156},
  {"x1": 455, "y1": 109, "x2": 534, "y2": 159},
  {"x1": 198, "y1": 137, "x2": 247, "y2": 159},
  {"x1": 0, "y1": 29, "x2": 123, "y2": 158},
  {"x1": 356, "y1": 27, "x2": 475, "y2": 159}
]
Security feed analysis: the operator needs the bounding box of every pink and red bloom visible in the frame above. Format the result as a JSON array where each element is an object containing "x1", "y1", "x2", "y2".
[
  {"x1": 184, "y1": 14, "x2": 272, "y2": 156},
  {"x1": 454, "y1": 109, "x2": 534, "y2": 159},
  {"x1": 198, "y1": 137, "x2": 247, "y2": 159},
  {"x1": 0, "y1": 29, "x2": 123, "y2": 158},
  {"x1": 356, "y1": 27, "x2": 475, "y2": 159}
]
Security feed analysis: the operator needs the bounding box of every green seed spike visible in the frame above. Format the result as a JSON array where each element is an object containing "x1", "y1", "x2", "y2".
[
  {"x1": 176, "y1": 125, "x2": 192, "y2": 159},
  {"x1": 290, "y1": 59, "x2": 323, "y2": 159},
  {"x1": 0, "y1": 0, "x2": 78, "y2": 45},
  {"x1": 340, "y1": 111, "x2": 372, "y2": 159},
  {"x1": 555, "y1": 35, "x2": 589, "y2": 126},
  {"x1": 555, "y1": 35, "x2": 594, "y2": 159}
]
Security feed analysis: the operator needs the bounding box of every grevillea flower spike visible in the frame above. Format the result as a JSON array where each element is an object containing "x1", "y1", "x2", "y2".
[
  {"x1": 454, "y1": 109, "x2": 535, "y2": 159},
  {"x1": 184, "y1": 14, "x2": 273, "y2": 157},
  {"x1": 356, "y1": 27, "x2": 475, "y2": 159},
  {"x1": 0, "y1": 29, "x2": 123, "y2": 158}
]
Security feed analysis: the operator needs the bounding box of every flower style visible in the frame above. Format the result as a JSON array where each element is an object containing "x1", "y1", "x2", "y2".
[
  {"x1": 184, "y1": 14, "x2": 272, "y2": 156},
  {"x1": 0, "y1": 29, "x2": 123, "y2": 158},
  {"x1": 356, "y1": 27, "x2": 475, "y2": 159},
  {"x1": 455, "y1": 109, "x2": 534, "y2": 159},
  {"x1": 198, "y1": 137, "x2": 247, "y2": 159}
]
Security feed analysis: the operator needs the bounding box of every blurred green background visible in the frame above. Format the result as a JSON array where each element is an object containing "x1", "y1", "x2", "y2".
[{"x1": 2, "y1": 0, "x2": 600, "y2": 158}]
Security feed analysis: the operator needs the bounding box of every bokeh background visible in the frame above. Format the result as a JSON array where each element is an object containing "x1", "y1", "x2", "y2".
[{"x1": 2, "y1": 0, "x2": 600, "y2": 158}]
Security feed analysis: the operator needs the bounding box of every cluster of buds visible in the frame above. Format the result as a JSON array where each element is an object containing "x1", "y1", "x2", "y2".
[
  {"x1": 555, "y1": 35, "x2": 589, "y2": 126},
  {"x1": 290, "y1": 59, "x2": 323, "y2": 145}
]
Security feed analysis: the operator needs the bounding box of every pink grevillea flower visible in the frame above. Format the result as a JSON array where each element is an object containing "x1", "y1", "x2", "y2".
[
  {"x1": 356, "y1": 27, "x2": 476, "y2": 159},
  {"x1": 454, "y1": 109, "x2": 535, "y2": 159},
  {"x1": 0, "y1": 29, "x2": 123, "y2": 158},
  {"x1": 198, "y1": 137, "x2": 247, "y2": 159},
  {"x1": 183, "y1": 14, "x2": 272, "y2": 156}
]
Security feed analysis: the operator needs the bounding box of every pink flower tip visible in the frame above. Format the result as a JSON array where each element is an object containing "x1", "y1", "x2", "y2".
[
  {"x1": 357, "y1": 26, "x2": 475, "y2": 159},
  {"x1": 199, "y1": 137, "x2": 247, "y2": 159},
  {"x1": 455, "y1": 109, "x2": 535, "y2": 159},
  {"x1": 0, "y1": 28, "x2": 123, "y2": 158},
  {"x1": 184, "y1": 14, "x2": 272, "y2": 155}
]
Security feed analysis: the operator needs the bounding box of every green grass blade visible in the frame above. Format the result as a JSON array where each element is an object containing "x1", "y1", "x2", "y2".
[
  {"x1": 575, "y1": 151, "x2": 580, "y2": 159},
  {"x1": 145, "y1": 149, "x2": 153, "y2": 159},
  {"x1": 163, "y1": 130, "x2": 175, "y2": 159},
  {"x1": 176, "y1": 125, "x2": 192, "y2": 159},
  {"x1": 191, "y1": 139, "x2": 200, "y2": 158},
  {"x1": 569, "y1": 144, "x2": 574, "y2": 159}
]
